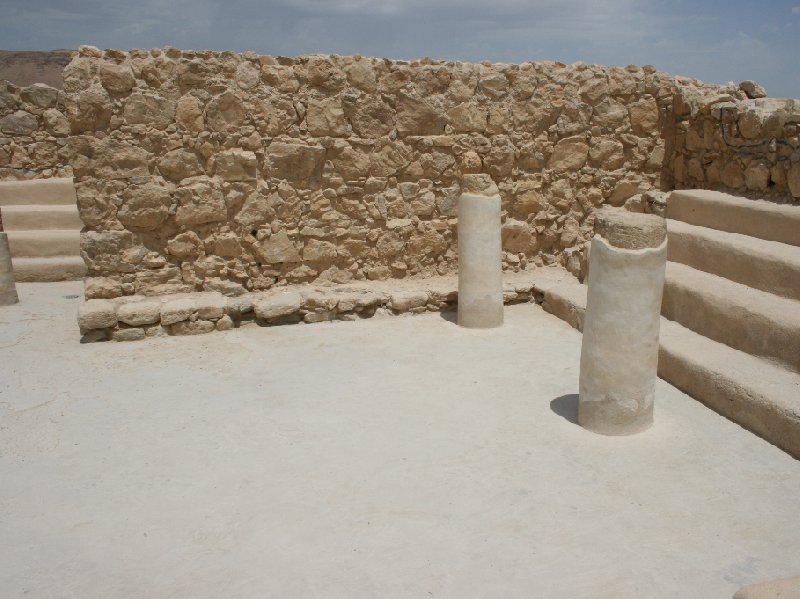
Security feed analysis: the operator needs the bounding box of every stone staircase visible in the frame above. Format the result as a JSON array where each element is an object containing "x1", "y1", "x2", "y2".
[
  {"x1": 0, "y1": 178, "x2": 86, "y2": 282},
  {"x1": 531, "y1": 189, "x2": 800, "y2": 458}
]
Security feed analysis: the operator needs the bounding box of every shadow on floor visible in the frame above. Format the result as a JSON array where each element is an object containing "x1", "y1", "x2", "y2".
[
  {"x1": 438, "y1": 310, "x2": 457, "y2": 324},
  {"x1": 550, "y1": 394, "x2": 579, "y2": 425}
]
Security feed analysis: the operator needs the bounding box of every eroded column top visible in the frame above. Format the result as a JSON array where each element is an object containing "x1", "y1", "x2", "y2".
[
  {"x1": 461, "y1": 174, "x2": 499, "y2": 197},
  {"x1": 594, "y1": 210, "x2": 666, "y2": 249}
]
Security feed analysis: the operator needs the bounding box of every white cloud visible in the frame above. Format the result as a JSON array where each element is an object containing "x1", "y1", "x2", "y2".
[{"x1": 792, "y1": 6, "x2": 800, "y2": 14}]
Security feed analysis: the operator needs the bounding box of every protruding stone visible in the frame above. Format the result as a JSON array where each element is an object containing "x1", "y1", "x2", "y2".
[
  {"x1": 161, "y1": 298, "x2": 196, "y2": 325},
  {"x1": 460, "y1": 173, "x2": 499, "y2": 197},
  {"x1": 117, "y1": 301, "x2": 161, "y2": 326},
  {"x1": 254, "y1": 291, "x2": 304, "y2": 320},
  {"x1": 739, "y1": 80, "x2": 767, "y2": 99},
  {"x1": 389, "y1": 291, "x2": 428, "y2": 312}
]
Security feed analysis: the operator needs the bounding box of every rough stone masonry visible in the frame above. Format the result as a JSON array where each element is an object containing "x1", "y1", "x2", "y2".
[
  {"x1": 1, "y1": 46, "x2": 797, "y2": 303},
  {"x1": 60, "y1": 47, "x2": 680, "y2": 299}
]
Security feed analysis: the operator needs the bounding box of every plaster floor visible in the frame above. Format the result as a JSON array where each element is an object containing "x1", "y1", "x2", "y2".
[{"x1": 1, "y1": 282, "x2": 799, "y2": 599}]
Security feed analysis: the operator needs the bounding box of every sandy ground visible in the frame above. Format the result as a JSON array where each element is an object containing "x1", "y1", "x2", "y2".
[{"x1": 1, "y1": 282, "x2": 799, "y2": 599}]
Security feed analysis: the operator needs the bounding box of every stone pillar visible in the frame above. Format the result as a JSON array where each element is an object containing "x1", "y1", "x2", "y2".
[
  {"x1": 579, "y1": 210, "x2": 667, "y2": 435},
  {"x1": 0, "y1": 232, "x2": 19, "y2": 306},
  {"x1": 458, "y1": 174, "x2": 503, "y2": 328}
]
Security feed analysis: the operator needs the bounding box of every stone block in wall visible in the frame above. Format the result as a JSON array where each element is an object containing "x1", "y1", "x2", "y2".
[{"x1": 265, "y1": 142, "x2": 325, "y2": 181}]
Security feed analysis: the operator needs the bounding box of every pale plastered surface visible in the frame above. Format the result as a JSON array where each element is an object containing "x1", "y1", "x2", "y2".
[
  {"x1": 1, "y1": 282, "x2": 799, "y2": 598},
  {"x1": 579, "y1": 236, "x2": 667, "y2": 434}
]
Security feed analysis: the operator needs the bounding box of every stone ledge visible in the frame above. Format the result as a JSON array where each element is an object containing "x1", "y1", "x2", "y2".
[{"x1": 76, "y1": 268, "x2": 550, "y2": 342}]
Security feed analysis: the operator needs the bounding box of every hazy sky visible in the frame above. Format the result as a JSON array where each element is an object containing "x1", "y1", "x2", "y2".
[{"x1": 3, "y1": 0, "x2": 799, "y2": 97}]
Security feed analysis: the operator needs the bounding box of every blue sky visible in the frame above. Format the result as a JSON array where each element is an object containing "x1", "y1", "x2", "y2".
[{"x1": 3, "y1": 0, "x2": 799, "y2": 97}]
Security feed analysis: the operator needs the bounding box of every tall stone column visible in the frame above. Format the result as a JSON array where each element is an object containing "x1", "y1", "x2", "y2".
[
  {"x1": 0, "y1": 231, "x2": 19, "y2": 306},
  {"x1": 457, "y1": 174, "x2": 503, "y2": 328},
  {"x1": 579, "y1": 210, "x2": 667, "y2": 435}
]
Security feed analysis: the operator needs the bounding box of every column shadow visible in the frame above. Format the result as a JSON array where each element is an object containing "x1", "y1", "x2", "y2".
[
  {"x1": 438, "y1": 310, "x2": 457, "y2": 324},
  {"x1": 550, "y1": 394, "x2": 579, "y2": 425}
]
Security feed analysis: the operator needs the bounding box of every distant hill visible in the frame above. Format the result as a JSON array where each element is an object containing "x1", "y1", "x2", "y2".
[{"x1": 0, "y1": 50, "x2": 73, "y2": 89}]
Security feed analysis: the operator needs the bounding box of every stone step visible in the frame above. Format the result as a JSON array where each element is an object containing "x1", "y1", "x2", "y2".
[
  {"x1": 668, "y1": 189, "x2": 800, "y2": 247},
  {"x1": 0, "y1": 204, "x2": 83, "y2": 231},
  {"x1": 530, "y1": 268, "x2": 800, "y2": 459},
  {"x1": 663, "y1": 262, "x2": 800, "y2": 373},
  {"x1": 0, "y1": 178, "x2": 77, "y2": 206},
  {"x1": 6, "y1": 229, "x2": 81, "y2": 258},
  {"x1": 659, "y1": 319, "x2": 800, "y2": 461},
  {"x1": 667, "y1": 219, "x2": 800, "y2": 301},
  {"x1": 11, "y1": 256, "x2": 87, "y2": 282}
]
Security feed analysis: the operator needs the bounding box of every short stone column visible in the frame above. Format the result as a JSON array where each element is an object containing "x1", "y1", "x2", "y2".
[
  {"x1": 579, "y1": 210, "x2": 667, "y2": 435},
  {"x1": 457, "y1": 174, "x2": 503, "y2": 328},
  {"x1": 0, "y1": 231, "x2": 19, "y2": 306}
]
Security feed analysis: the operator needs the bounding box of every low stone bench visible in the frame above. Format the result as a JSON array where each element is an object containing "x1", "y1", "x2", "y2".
[{"x1": 77, "y1": 270, "x2": 544, "y2": 342}]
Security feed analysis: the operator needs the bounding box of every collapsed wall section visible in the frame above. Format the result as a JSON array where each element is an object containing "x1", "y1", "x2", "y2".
[{"x1": 62, "y1": 46, "x2": 678, "y2": 299}]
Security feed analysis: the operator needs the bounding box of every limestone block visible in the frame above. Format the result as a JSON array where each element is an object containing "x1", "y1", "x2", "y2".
[
  {"x1": 304, "y1": 291, "x2": 338, "y2": 311},
  {"x1": 78, "y1": 299, "x2": 118, "y2": 330},
  {"x1": 117, "y1": 301, "x2": 161, "y2": 326},
  {"x1": 169, "y1": 320, "x2": 215, "y2": 336},
  {"x1": 389, "y1": 291, "x2": 429, "y2": 312},
  {"x1": 176, "y1": 95, "x2": 204, "y2": 130},
  {"x1": 112, "y1": 327, "x2": 146, "y2": 342},
  {"x1": 161, "y1": 298, "x2": 196, "y2": 326},
  {"x1": 98, "y1": 63, "x2": 135, "y2": 94},
  {"x1": 195, "y1": 294, "x2": 226, "y2": 320},
  {"x1": 265, "y1": 142, "x2": 326, "y2": 181},
  {"x1": 215, "y1": 315, "x2": 235, "y2": 331},
  {"x1": 84, "y1": 277, "x2": 123, "y2": 300},
  {"x1": 396, "y1": 92, "x2": 446, "y2": 136},
  {"x1": 122, "y1": 93, "x2": 175, "y2": 128},
  {"x1": 118, "y1": 183, "x2": 171, "y2": 230},
  {"x1": 254, "y1": 291, "x2": 304, "y2": 320},
  {"x1": 0, "y1": 110, "x2": 38, "y2": 135},
  {"x1": 206, "y1": 91, "x2": 245, "y2": 131},
  {"x1": 158, "y1": 149, "x2": 204, "y2": 182},
  {"x1": 739, "y1": 80, "x2": 767, "y2": 99},
  {"x1": 214, "y1": 149, "x2": 257, "y2": 181},
  {"x1": 548, "y1": 136, "x2": 589, "y2": 170},
  {"x1": 21, "y1": 83, "x2": 59, "y2": 108},
  {"x1": 174, "y1": 180, "x2": 227, "y2": 227},
  {"x1": 226, "y1": 296, "x2": 255, "y2": 319},
  {"x1": 253, "y1": 231, "x2": 301, "y2": 264},
  {"x1": 42, "y1": 108, "x2": 70, "y2": 136},
  {"x1": 306, "y1": 97, "x2": 349, "y2": 137},
  {"x1": 628, "y1": 97, "x2": 658, "y2": 134}
]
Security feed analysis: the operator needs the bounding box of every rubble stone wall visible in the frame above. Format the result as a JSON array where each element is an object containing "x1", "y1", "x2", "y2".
[
  {"x1": 0, "y1": 80, "x2": 74, "y2": 180},
  {"x1": 670, "y1": 82, "x2": 800, "y2": 202},
  {"x1": 63, "y1": 46, "x2": 682, "y2": 299},
  {"x1": 10, "y1": 46, "x2": 797, "y2": 300}
]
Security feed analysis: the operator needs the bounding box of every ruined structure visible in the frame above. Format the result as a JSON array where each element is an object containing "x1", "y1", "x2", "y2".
[
  {"x1": 578, "y1": 211, "x2": 667, "y2": 435},
  {"x1": 0, "y1": 46, "x2": 797, "y2": 307},
  {"x1": 457, "y1": 174, "x2": 503, "y2": 328}
]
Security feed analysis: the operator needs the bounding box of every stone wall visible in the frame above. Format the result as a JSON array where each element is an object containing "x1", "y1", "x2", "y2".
[
  {"x1": 670, "y1": 81, "x2": 800, "y2": 202},
  {"x1": 0, "y1": 80, "x2": 74, "y2": 180},
  {"x1": 63, "y1": 46, "x2": 681, "y2": 299}
]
